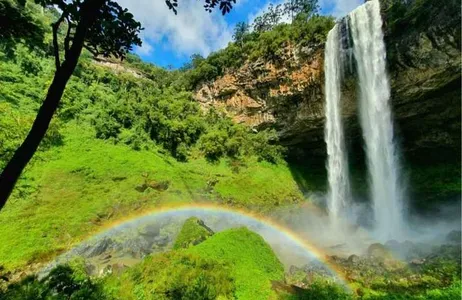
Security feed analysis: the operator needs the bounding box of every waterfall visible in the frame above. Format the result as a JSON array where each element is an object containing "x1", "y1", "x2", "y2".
[
  {"x1": 324, "y1": 23, "x2": 351, "y2": 225},
  {"x1": 349, "y1": 0, "x2": 406, "y2": 240}
]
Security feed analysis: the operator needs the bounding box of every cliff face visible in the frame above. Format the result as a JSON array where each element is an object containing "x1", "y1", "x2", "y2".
[{"x1": 194, "y1": 0, "x2": 461, "y2": 163}]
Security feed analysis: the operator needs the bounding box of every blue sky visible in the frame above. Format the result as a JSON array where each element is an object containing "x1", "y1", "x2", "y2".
[{"x1": 117, "y1": 0, "x2": 362, "y2": 69}]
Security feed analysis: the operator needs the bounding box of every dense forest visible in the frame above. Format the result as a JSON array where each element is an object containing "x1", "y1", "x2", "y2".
[{"x1": 0, "y1": 0, "x2": 460, "y2": 299}]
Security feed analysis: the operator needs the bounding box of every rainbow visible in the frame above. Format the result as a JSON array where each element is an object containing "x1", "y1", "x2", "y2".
[{"x1": 80, "y1": 202, "x2": 350, "y2": 286}]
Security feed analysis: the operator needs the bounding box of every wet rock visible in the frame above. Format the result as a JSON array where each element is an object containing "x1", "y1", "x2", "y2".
[
  {"x1": 101, "y1": 254, "x2": 112, "y2": 260},
  {"x1": 409, "y1": 258, "x2": 426, "y2": 266},
  {"x1": 385, "y1": 240, "x2": 400, "y2": 251},
  {"x1": 152, "y1": 235, "x2": 170, "y2": 247},
  {"x1": 400, "y1": 240, "x2": 415, "y2": 255},
  {"x1": 80, "y1": 237, "x2": 115, "y2": 258},
  {"x1": 367, "y1": 243, "x2": 392, "y2": 259},
  {"x1": 446, "y1": 230, "x2": 461, "y2": 244},
  {"x1": 100, "y1": 264, "x2": 113, "y2": 276},
  {"x1": 84, "y1": 263, "x2": 96, "y2": 276},
  {"x1": 289, "y1": 265, "x2": 302, "y2": 275},
  {"x1": 120, "y1": 238, "x2": 153, "y2": 258},
  {"x1": 139, "y1": 224, "x2": 162, "y2": 240},
  {"x1": 147, "y1": 180, "x2": 170, "y2": 191},
  {"x1": 348, "y1": 254, "x2": 360, "y2": 264},
  {"x1": 111, "y1": 263, "x2": 128, "y2": 275},
  {"x1": 135, "y1": 184, "x2": 148, "y2": 192}
]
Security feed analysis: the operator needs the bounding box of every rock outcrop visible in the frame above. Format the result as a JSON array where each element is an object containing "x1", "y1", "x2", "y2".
[{"x1": 193, "y1": 0, "x2": 461, "y2": 163}]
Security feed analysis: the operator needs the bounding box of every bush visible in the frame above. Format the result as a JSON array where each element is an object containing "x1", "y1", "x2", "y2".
[
  {"x1": 104, "y1": 251, "x2": 235, "y2": 300},
  {"x1": 0, "y1": 265, "x2": 105, "y2": 300}
]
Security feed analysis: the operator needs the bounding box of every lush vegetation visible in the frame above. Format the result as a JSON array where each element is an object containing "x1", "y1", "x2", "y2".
[
  {"x1": 0, "y1": 1, "x2": 308, "y2": 272},
  {"x1": 179, "y1": 3, "x2": 334, "y2": 89},
  {"x1": 173, "y1": 217, "x2": 214, "y2": 249},
  {"x1": 2, "y1": 220, "x2": 460, "y2": 300},
  {"x1": 0, "y1": 1, "x2": 460, "y2": 300}
]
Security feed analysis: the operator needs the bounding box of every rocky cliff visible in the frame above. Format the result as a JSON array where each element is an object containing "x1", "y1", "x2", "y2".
[{"x1": 194, "y1": 0, "x2": 461, "y2": 163}]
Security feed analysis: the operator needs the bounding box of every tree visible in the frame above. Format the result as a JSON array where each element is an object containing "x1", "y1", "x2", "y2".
[
  {"x1": 252, "y1": 3, "x2": 283, "y2": 32},
  {"x1": 232, "y1": 22, "x2": 249, "y2": 46},
  {"x1": 0, "y1": 0, "x2": 238, "y2": 211},
  {"x1": 283, "y1": 0, "x2": 319, "y2": 22},
  {"x1": 0, "y1": 0, "x2": 46, "y2": 53}
]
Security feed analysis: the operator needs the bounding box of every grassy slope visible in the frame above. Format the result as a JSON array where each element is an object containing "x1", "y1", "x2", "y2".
[
  {"x1": 188, "y1": 228, "x2": 284, "y2": 299},
  {"x1": 0, "y1": 123, "x2": 303, "y2": 271},
  {"x1": 104, "y1": 227, "x2": 284, "y2": 300}
]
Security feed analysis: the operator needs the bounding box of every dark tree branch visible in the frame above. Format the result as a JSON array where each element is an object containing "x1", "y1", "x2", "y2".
[
  {"x1": 83, "y1": 44, "x2": 99, "y2": 57},
  {"x1": 64, "y1": 16, "x2": 72, "y2": 59},
  {"x1": 52, "y1": 13, "x2": 66, "y2": 69}
]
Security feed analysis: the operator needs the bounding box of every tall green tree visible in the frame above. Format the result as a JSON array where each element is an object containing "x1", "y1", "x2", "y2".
[
  {"x1": 232, "y1": 22, "x2": 249, "y2": 46},
  {"x1": 0, "y1": 0, "x2": 238, "y2": 211},
  {"x1": 283, "y1": 0, "x2": 319, "y2": 21},
  {"x1": 253, "y1": 3, "x2": 283, "y2": 32}
]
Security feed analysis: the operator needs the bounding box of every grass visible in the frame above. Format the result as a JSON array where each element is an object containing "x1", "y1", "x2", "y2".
[
  {"x1": 188, "y1": 227, "x2": 285, "y2": 299},
  {"x1": 0, "y1": 122, "x2": 304, "y2": 271}
]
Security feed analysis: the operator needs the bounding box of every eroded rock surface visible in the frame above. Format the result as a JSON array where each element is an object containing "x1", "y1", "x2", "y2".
[{"x1": 193, "y1": 0, "x2": 461, "y2": 163}]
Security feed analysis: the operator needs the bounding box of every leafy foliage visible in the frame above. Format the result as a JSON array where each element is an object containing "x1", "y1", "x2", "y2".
[
  {"x1": 0, "y1": 0, "x2": 47, "y2": 52},
  {"x1": 166, "y1": 0, "x2": 237, "y2": 15},
  {"x1": 0, "y1": 265, "x2": 105, "y2": 299},
  {"x1": 180, "y1": 3, "x2": 334, "y2": 88},
  {"x1": 103, "y1": 251, "x2": 235, "y2": 299}
]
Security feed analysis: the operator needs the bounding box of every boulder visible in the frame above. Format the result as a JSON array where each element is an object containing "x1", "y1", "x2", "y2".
[
  {"x1": 347, "y1": 254, "x2": 360, "y2": 264},
  {"x1": 367, "y1": 243, "x2": 392, "y2": 260},
  {"x1": 173, "y1": 217, "x2": 214, "y2": 249},
  {"x1": 147, "y1": 180, "x2": 170, "y2": 191},
  {"x1": 409, "y1": 258, "x2": 426, "y2": 266},
  {"x1": 445, "y1": 230, "x2": 461, "y2": 244}
]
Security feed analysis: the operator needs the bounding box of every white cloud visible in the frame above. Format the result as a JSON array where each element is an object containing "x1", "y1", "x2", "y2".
[
  {"x1": 319, "y1": 0, "x2": 363, "y2": 18},
  {"x1": 134, "y1": 42, "x2": 153, "y2": 56},
  {"x1": 235, "y1": 0, "x2": 250, "y2": 8},
  {"x1": 117, "y1": 0, "x2": 233, "y2": 58}
]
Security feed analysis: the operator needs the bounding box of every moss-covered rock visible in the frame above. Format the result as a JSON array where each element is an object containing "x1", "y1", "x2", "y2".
[
  {"x1": 173, "y1": 217, "x2": 214, "y2": 250},
  {"x1": 103, "y1": 227, "x2": 284, "y2": 300},
  {"x1": 188, "y1": 227, "x2": 285, "y2": 300}
]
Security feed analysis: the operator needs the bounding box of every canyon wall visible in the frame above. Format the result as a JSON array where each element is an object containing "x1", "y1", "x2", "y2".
[{"x1": 194, "y1": 0, "x2": 461, "y2": 163}]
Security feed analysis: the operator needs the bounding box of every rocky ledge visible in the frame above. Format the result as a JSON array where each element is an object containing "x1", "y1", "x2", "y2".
[{"x1": 193, "y1": 0, "x2": 461, "y2": 164}]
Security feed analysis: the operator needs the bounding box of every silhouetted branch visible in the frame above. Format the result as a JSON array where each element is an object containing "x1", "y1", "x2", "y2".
[
  {"x1": 64, "y1": 16, "x2": 72, "y2": 59},
  {"x1": 52, "y1": 13, "x2": 66, "y2": 69}
]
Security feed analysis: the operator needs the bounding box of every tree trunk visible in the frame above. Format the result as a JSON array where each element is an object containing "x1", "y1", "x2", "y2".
[
  {"x1": 0, "y1": 64, "x2": 75, "y2": 210},
  {"x1": 0, "y1": 0, "x2": 105, "y2": 211}
]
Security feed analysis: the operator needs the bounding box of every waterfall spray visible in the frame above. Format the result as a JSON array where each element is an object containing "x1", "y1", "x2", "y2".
[
  {"x1": 349, "y1": 0, "x2": 406, "y2": 240},
  {"x1": 324, "y1": 23, "x2": 351, "y2": 226}
]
